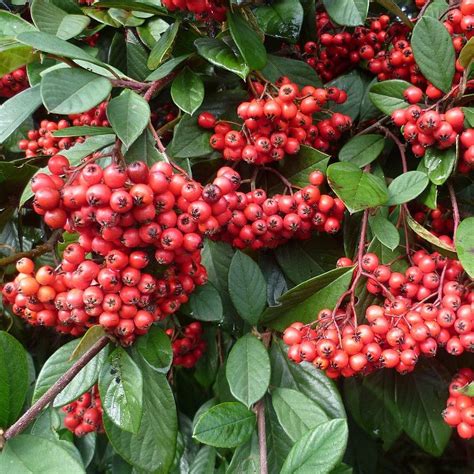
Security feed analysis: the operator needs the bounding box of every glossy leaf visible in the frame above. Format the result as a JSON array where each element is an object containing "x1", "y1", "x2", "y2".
[
  {"x1": 339, "y1": 134, "x2": 385, "y2": 167},
  {"x1": 135, "y1": 326, "x2": 172, "y2": 373},
  {"x1": 167, "y1": 114, "x2": 212, "y2": 158},
  {"x1": 41, "y1": 67, "x2": 112, "y2": 114},
  {"x1": 228, "y1": 250, "x2": 267, "y2": 325},
  {"x1": 0, "y1": 11, "x2": 36, "y2": 36},
  {"x1": 99, "y1": 347, "x2": 143, "y2": 434},
  {"x1": 323, "y1": 0, "x2": 369, "y2": 26},
  {"x1": 254, "y1": 0, "x2": 303, "y2": 42},
  {"x1": 148, "y1": 21, "x2": 179, "y2": 69},
  {"x1": 412, "y1": 17, "x2": 455, "y2": 93},
  {"x1": 193, "y1": 402, "x2": 256, "y2": 448},
  {"x1": 185, "y1": 283, "x2": 223, "y2": 322},
  {"x1": 0, "y1": 331, "x2": 29, "y2": 427},
  {"x1": 459, "y1": 36, "x2": 474, "y2": 68},
  {"x1": 455, "y1": 217, "x2": 474, "y2": 278},
  {"x1": 369, "y1": 79, "x2": 411, "y2": 114},
  {"x1": 387, "y1": 171, "x2": 429, "y2": 205},
  {"x1": 262, "y1": 54, "x2": 322, "y2": 88},
  {"x1": 145, "y1": 54, "x2": 191, "y2": 81},
  {"x1": 53, "y1": 126, "x2": 114, "y2": 137},
  {"x1": 369, "y1": 212, "x2": 400, "y2": 251},
  {"x1": 423, "y1": 147, "x2": 456, "y2": 185},
  {"x1": 171, "y1": 67, "x2": 204, "y2": 115},
  {"x1": 327, "y1": 162, "x2": 389, "y2": 213},
  {"x1": 107, "y1": 89, "x2": 150, "y2": 148},
  {"x1": 0, "y1": 43, "x2": 35, "y2": 76},
  {"x1": 226, "y1": 335, "x2": 270, "y2": 408},
  {"x1": 69, "y1": 325, "x2": 107, "y2": 361}
]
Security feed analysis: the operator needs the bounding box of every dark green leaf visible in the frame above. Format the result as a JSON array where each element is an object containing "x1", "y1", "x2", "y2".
[
  {"x1": 323, "y1": 0, "x2": 368, "y2": 26},
  {"x1": 455, "y1": 217, "x2": 474, "y2": 278},
  {"x1": 328, "y1": 70, "x2": 365, "y2": 120},
  {"x1": 227, "y1": 11, "x2": 267, "y2": 70},
  {"x1": 195, "y1": 37, "x2": 249, "y2": 80},
  {"x1": 193, "y1": 402, "x2": 256, "y2": 448},
  {"x1": 254, "y1": 0, "x2": 303, "y2": 42},
  {"x1": 397, "y1": 362, "x2": 451, "y2": 456},
  {"x1": 0, "y1": 11, "x2": 36, "y2": 36},
  {"x1": 327, "y1": 162, "x2": 389, "y2": 213},
  {"x1": 135, "y1": 326, "x2": 172, "y2": 373},
  {"x1": 0, "y1": 331, "x2": 29, "y2": 426},
  {"x1": 185, "y1": 283, "x2": 223, "y2": 322},
  {"x1": 339, "y1": 134, "x2": 385, "y2": 167},
  {"x1": 53, "y1": 126, "x2": 114, "y2": 137},
  {"x1": 422, "y1": 0, "x2": 448, "y2": 18},
  {"x1": 171, "y1": 67, "x2": 204, "y2": 115},
  {"x1": 227, "y1": 431, "x2": 259, "y2": 474},
  {"x1": 94, "y1": 0, "x2": 166, "y2": 14},
  {"x1": 281, "y1": 419, "x2": 349, "y2": 474},
  {"x1": 369, "y1": 79, "x2": 411, "y2": 115},
  {"x1": 262, "y1": 54, "x2": 322, "y2": 89},
  {"x1": 272, "y1": 388, "x2": 329, "y2": 442},
  {"x1": 387, "y1": 171, "x2": 429, "y2": 205},
  {"x1": 107, "y1": 89, "x2": 150, "y2": 148},
  {"x1": 228, "y1": 250, "x2": 267, "y2": 325},
  {"x1": 0, "y1": 434, "x2": 85, "y2": 473},
  {"x1": 0, "y1": 85, "x2": 42, "y2": 144},
  {"x1": 104, "y1": 362, "x2": 177, "y2": 472},
  {"x1": 125, "y1": 128, "x2": 163, "y2": 165},
  {"x1": 459, "y1": 36, "x2": 474, "y2": 68},
  {"x1": 148, "y1": 21, "x2": 179, "y2": 69},
  {"x1": 423, "y1": 147, "x2": 456, "y2": 185},
  {"x1": 124, "y1": 29, "x2": 150, "y2": 81},
  {"x1": 226, "y1": 335, "x2": 270, "y2": 408},
  {"x1": 41, "y1": 68, "x2": 112, "y2": 114},
  {"x1": 167, "y1": 114, "x2": 212, "y2": 158},
  {"x1": 69, "y1": 325, "x2": 107, "y2": 361},
  {"x1": 412, "y1": 17, "x2": 455, "y2": 93},
  {"x1": 99, "y1": 347, "x2": 143, "y2": 434},
  {"x1": 145, "y1": 54, "x2": 191, "y2": 81},
  {"x1": 137, "y1": 18, "x2": 169, "y2": 48},
  {"x1": 369, "y1": 212, "x2": 400, "y2": 251},
  {"x1": 189, "y1": 446, "x2": 216, "y2": 474},
  {"x1": 33, "y1": 338, "x2": 108, "y2": 407}
]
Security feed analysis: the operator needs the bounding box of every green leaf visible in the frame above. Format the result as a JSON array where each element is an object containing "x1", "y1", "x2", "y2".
[
  {"x1": 0, "y1": 11, "x2": 36, "y2": 37},
  {"x1": 108, "y1": 8, "x2": 144, "y2": 27},
  {"x1": 397, "y1": 362, "x2": 451, "y2": 456},
  {"x1": 339, "y1": 134, "x2": 385, "y2": 167},
  {"x1": 137, "y1": 18, "x2": 169, "y2": 48},
  {"x1": 227, "y1": 10, "x2": 267, "y2": 70},
  {"x1": 69, "y1": 325, "x2": 107, "y2": 361},
  {"x1": 145, "y1": 54, "x2": 190, "y2": 81},
  {"x1": 227, "y1": 431, "x2": 259, "y2": 474},
  {"x1": 228, "y1": 250, "x2": 267, "y2": 325},
  {"x1": 387, "y1": 171, "x2": 429, "y2": 205},
  {"x1": 0, "y1": 43, "x2": 35, "y2": 76},
  {"x1": 104, "y1": 361, "x2": 177, "y2": 473},
  {"x1": 226, "y1": 335, "x2": 270, "y2": 408},
  {"x1": 41, "y1": 67, "x2": 112, "y2": 114},
  {"x1": 262, "y1": 54, "x2": 322, "y2": 89},
  {"x1": 82, "y1": 7, "x2": 121, "y2": 27},
  {"x1": 423, "y1": 0, "x2": 448, "y2": 18},
  {"x1": 185, "y1": 283, "x2": 223, "y2": 322},
  {"x1": 52, "y1": 126, "x2": 114, "y2": 137},
  {"x1": 455, "y1": 217, "x2": 474, "y2": 278},
  {"x1": 271, "y1": 388, "x2": 329, "y2": 442},
  {"x1": 171, "y1": 67, "x2": 204, "y2": 116},
  {"x1": 423, "y1": 147, "x2": 456, "y2": 185},
  {"x1": 328, "y1": 70, "x2": 365, "y2": 120},
  {"x1": 33, "y1": 338, "x2": 108, "y2": 407},
  {"x1": 459, "y1": 36, "x2": 474, "y2": 68},
  {"x1": 31, "y1": 0, "x2": 90, "y2": 40},
  {"x1": 0, "y1": 85, "x2": 42, "y2": 144},
  {"x1": 135, "y1": 326, "x2": 172, "y2": 373},
  {"x1": 189, "y1": 446, "x2": 217, "y2": 474},
  {"x1": 193, "y1": 402, "x2": 256, "y2": 448},
  {"x1": 167, "y1": 114, "x2": 212, "y2": 158},
  {"x1": 195, "y1": 38, "x2": 249, "y2": 80},
  {"x1": 125, "y1": 128, "x2": 163, "y2": 165},
  {"x1": 411, "y1": 17, "x2": 455, "y2": 93},
  {"x1": 95, "y1": 0, "x2": 166, "y2": 14},
  {"x1": 323, "y1": 0, "x2": 368, "y2": 26},
  {"x1": 99, "y1": 347, "x2": 143, "y2": 434},
  {"x1": 369, "y1": 212, "x2": 400, "y2": 251},
  {"x1": 458, "y1": 382, "x2": 474, "y2": 397},
  {"x1": 254, "y1": 0, "x2": 303, "y2": 42},
  {"x1": 0, "y1": 331, "x2": 29, "y2": 427},
  {"x1": 262, "y1": 267, "x2": 353, "y2": 331},
  {"x1": 327, "y1": 162, "x2": 389, "y2": 213},
  {"x1": 0, "y1": 434, "x2": 85, "y2": 473},
  {"x1": 406, "y1": 212, "x2": 457, "y2": 258},
  {"x1": 369, "y1": 79, "x2": 411, "y2": 115},
  {"x1": 281, "y1": 419, "x2": 349, "y2": 474},
  {"x1": 148, "y1": 21, "x2": 180, "y2": 70},
  {"x1": 107, "y1": 89, "x2": 150, "y2": 148},
  {"x1": 17, "y1": 31, "x2": 105, "y2": 66}
]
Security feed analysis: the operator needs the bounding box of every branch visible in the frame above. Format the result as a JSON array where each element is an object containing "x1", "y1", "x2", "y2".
[
  {"x1": 3, "y1": 336, "x2": 110, "y2": 442},
  {"x1": 448, "y1": 182, "x2": 460, "y2": 236},
  {"x1": 256, "y1": 400, "x2": 268, "y2": 474},
  {"x1": 377, "y1": 125, "x2": 407, "y2": 173},
  {"x1": 0, "y1": 229, "x2": 62, "y2": 267}
]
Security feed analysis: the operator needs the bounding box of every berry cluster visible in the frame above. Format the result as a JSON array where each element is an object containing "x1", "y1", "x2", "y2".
[
  {"x1": 304, "y1": 12, "x2": 396, "y2": 82},
  {"x1": 167, "y1": 321, "x2": 206, "y2": 368},
  {"x1": 0, "y1": 67, "x2": 28, "y2": 98},
  {"x1": 62, "y1": 385, "x2": 103, "y2": 437},
  {"x1": 199, "y1": 167, "x2": 344, "y2": 250},
  {"x1": 283, "y1": 251, "x2": 473, "y2": 378},
  {"x1": 18, "y1": 102, "x2": 109, "y2": 158},
  {"x1": 161, "y1": 0, "x2": 226, "y2": 22},
  {"x1": 392, "y1": 102, "x2": 465, "y2": 159},
  {"x1": 412, "y1": 204, "x2": 455, "y2": 247},
  {"x1": 443, "y1": 368, "x2": 474, "y2": 439},
  {"x1": 199, "y1": 79, "x2": 351, "y2": 163}
]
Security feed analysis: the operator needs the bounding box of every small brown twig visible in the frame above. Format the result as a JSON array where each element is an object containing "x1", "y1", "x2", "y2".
[
  {"x1": 448, "y1": 182, "x2": 460, "y2": 236},
  {"x1": 256, "y1": 400, "x2": 268, "y2": 474},
  {"x1": 2, "y1": 336, "x2": 110, "y2": 442}
]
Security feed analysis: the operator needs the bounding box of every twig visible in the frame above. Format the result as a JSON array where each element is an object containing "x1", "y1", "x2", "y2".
[
  {"x1": 448, "y1": 182, "x2": 460, "y2": 236},
  {"x1": 0, "y1": 229, "x2": 62, "y2": 267},
  {"x1": 256, "y1": 400, "x2": 268, "y2": 474},
  {"x1": 110, "y1": 79, "x2": 148, "y2": 91},
  {"x1": 377, "y1": 124, "x2": 407, "y2": 173},
  {"x1": 2, "y1": 336, "x2": 110, "y2": 442}
]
